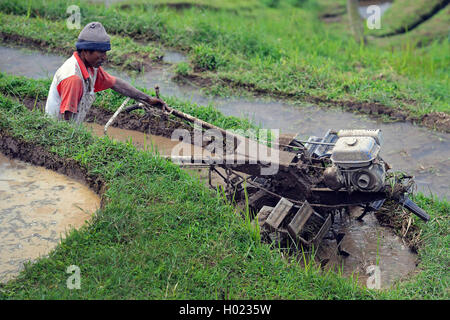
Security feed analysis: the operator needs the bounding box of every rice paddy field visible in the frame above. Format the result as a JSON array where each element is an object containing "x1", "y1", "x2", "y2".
[{"x1": 0, "y1": 0, "x2": 448, "y2": 302}]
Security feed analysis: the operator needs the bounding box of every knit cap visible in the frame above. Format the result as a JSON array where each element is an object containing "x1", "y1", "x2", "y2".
[{"x1": 76, "y1": 22, "x2": 111, "y2": 51}]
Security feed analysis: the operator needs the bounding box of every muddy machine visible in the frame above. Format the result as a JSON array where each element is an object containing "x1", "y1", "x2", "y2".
[
  {"x1": 106, "y1": 94, "x2": 431, "y2": 253},
  {"x1": 201, "y1": 128, "x2": 430, "y2": 251}
]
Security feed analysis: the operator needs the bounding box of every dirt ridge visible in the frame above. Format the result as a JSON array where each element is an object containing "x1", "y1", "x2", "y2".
[
  {"x1": 377, "y1": 1, "x2": 450, "y2": 37},
  {"x1": 0, "y1": 131, "x2": 106, "y2": 207}
]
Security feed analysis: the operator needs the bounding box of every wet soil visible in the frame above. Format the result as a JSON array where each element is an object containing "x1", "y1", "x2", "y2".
[
  {"x1": 84, "y1": 105, "x2": 195, "y2": 140},
  {"x1": 318, "y1": 207, "x2": 418, "y2": 289},
  {"x1": 0, "y1": 153, "x2": 100, "y2": 283},
  {"x1": 0, "y1": 134, "x2": 104, "y2": 283}
]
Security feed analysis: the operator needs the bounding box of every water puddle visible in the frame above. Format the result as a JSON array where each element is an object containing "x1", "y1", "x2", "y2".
[
  {"x1": 0, "y1": 153, "x2": 100, "y2": 283},
  {"x1": 358, "y1": 1, "x2": 393, "y2": 19},
  {"x1": 319, "y1": 207, "x2": 417, "y2": 289},
  {"x1": 162, "y1": 50, "x2": 188, "y2": 64},
  {"x1": 86, "y1": 122, "x2": 212, "y2": 158}
]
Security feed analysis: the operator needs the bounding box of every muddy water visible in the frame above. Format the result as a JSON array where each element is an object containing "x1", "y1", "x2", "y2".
[
  {"x1": 87, "y1": 122, "x2": 184, "y2": 156},
  {"x1": 319, "y1": 208, "x2": 417, "y2": 289},
  {"x1": 86, "y1": 122, "x2": 228, "y2": 186},
  {"x1": 86, "y1": 122, "x2": 211, "y2": 158},
  {"x1": 0, "y1": 153, "x2": 100, "y2": 283},
  {"x1": 1, "y1": 44, "x2": 447, "y2": 198}
]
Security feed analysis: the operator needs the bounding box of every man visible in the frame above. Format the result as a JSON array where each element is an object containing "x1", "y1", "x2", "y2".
[{"x1": 45, "y1": 21, "x2": 163, "y2": 124}]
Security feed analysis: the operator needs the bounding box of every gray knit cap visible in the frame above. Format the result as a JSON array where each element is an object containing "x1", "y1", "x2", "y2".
[{"x1": 76, "y1": 22, "x2": 111, "y2": 51}]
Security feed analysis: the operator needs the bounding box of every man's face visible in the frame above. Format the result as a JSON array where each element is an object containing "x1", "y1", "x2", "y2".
[{"x1": 82, "y1": 50, "x2": 107, "y2": 68}]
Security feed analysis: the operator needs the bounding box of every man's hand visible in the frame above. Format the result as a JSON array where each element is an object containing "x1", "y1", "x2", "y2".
[
  {"x1": 111, "y1": 78, "x2": 169, "y2": 112},
  {"x1": 142, "y1": 95, "x2": 169, "y2": 112},
  {"x1": 143, "y1": 96, "x2": 164, "y2": 107}
]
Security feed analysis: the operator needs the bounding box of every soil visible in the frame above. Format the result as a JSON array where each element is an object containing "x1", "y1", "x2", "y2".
[
  {"x1": 84, "y1": 105, "x2": 197, "y2": 139},
  {"x1": 18, "y1": 95, "x2": 195, "y2": 140},
  {"x1": 174, "y1": 72, "x2": 450, "y2": 133},
  {"x1": 374, "y1": 201, "x2": 423, "y2": 253}
]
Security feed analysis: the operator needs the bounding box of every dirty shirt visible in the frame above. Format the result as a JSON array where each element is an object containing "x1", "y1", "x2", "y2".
[{"x1": 45, "y1": 51, "x2": 116, "y2": 124}]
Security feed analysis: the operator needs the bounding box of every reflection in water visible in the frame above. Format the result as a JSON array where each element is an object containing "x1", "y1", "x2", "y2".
[
  {"x1": 0, "y1": 44, "x2": 448, "y2": 199},
  {"x1": 0, "y1": 153, "x2": 100, "y2": 283}
]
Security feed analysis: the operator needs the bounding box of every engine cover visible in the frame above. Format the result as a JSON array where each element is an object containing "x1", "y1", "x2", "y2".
[{"x1": 324, "y1": 130, "x2": 386, "y2": 192}]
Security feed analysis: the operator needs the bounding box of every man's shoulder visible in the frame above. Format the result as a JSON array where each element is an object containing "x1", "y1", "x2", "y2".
[{"x1": 54, "y1": 55, "x2": 82, "y2": 82}]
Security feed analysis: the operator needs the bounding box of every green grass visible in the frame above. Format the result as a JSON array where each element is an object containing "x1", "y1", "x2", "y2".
[
  {"x1": 367, "y1": 0, "x2": 448, "y2": 36},
  {"x1": 0, "y1": 72, "x2": 258, "y2": 133},
  {"x1": 0, "y1": 92, "x2": 381, "y2": 299},
  {"x1": 0, "y1": 0, "x2": 448, "y2": 121},
  {"x1": 374, "y1": 5, "x2": 450, "y2": 48},
  {"x1": 0, "y1": 75, "x2": 448, "y2": 299},
  {"x1": 0, "y1": 12, "x2": 164, "y2": 72}
]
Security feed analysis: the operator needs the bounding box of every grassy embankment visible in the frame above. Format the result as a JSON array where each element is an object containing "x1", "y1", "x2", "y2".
[
  {"x1": 0, "y1": 71, "x2": 257, "y2": 133},
  {"x1": 366, "y1": 0, "x2": 449, "y2": 38},
  {"x1": 0, "y1": 0, "x2": 448, "y2": 130},
  {"x1": 0, "y1": 88, "x2": 379, "y2": 300},
  {"x1": 0, "y1": 12, "x2": 164, "y2": 72},
  {"x1": 0, "y1": 71, "x2": 448, "y2": 299}
]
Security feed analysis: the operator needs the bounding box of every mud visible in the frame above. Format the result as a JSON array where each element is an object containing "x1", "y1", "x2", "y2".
[
  {"x1": 318, "y1": 207, "x2": 418, "y2": 289},
  {"x1": 85, "y1": 122, "x2": 200, "y2": 157},
  {"x1": 0, "y1": 139, "x2": 102, "y2": 283},
  {"x1": 84, "y1": 105, "x2": 195, "y2": 140}
]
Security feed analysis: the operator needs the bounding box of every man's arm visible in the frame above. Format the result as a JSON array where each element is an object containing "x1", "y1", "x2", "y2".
[{"x1": 111, "y1": 78, "x2": 164, "y2": 107}]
